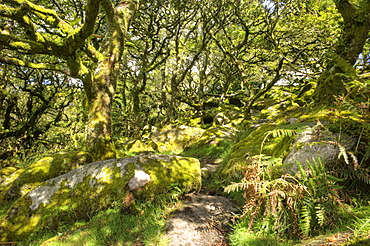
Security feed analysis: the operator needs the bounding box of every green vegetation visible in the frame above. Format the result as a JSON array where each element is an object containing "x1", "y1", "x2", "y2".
[
  {"x1": 226, "y1": 159, "x2": 345, "y2": 238},
  {"x1": 17, "y1": 191, "x2": 182, "y2": 246},
  {"x1": 1, "y1": 0, "x2": 370, "y2": 245}
]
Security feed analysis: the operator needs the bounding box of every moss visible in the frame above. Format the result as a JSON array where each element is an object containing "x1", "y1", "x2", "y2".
[
  {"x1": 0, "y1": 151, "x2": 92, "y2": 202},
  {"x1": 0, "y1": 167, "x2": 23, "y2": 187},
  {"x1": 313, "y1": 53, "x2": 356, "y2": 106},
  {"x1": 0, "y1": 155, "x2": 201, "y2": 242},
  {"x1": 88, "y1": 136, "x2": 117, "y2": 161},
  {"x1": 0, "y1": 160, "x2": 133, "y2": 242},
  {"x1": 137, "y1": 155, "x2": 201, "y2": 198},
  {"x1": 216, "y1": 123, "x2": 299, "y2": 183},
  {"x1": 151, "y1": 125, "x2": 206, "y2": 153},
  {"x1": 183, "y1": 126, "x2": 236, "y2": 158},
  {"x1": 126, "y1": 139, "x2": 156, "y2": 154},
  {"x1": 0, "y1": 167, "x2": 17, "y2": 177}
]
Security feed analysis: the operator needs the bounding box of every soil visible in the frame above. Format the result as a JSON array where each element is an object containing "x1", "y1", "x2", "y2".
[{"x1": 163, "y1": 157, "x2": 240, "y2": 246}]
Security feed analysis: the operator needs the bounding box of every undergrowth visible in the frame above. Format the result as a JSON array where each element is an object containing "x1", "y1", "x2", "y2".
[
  {"x1": 225, "y1": 158, "x2": 346, "y2": 240},
  {"x1": 16, "y1": 189, "x2": 183, "y2": 246}
]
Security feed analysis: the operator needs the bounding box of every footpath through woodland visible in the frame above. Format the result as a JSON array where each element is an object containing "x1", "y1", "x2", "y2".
[{"x1": 164, "y1": 157, "x2": 239, "y2": 246}]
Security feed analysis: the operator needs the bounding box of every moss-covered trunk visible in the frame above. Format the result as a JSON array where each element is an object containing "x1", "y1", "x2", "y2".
[
  {"x1": 85, "y1": 74, "x2": 116, "y2": 161},
  {"x1": 313, "y1": 0, "x2": 370, "y2": 105},
  {"x1": 84, "y1": 0, "x2": 140, "y2": 161}
]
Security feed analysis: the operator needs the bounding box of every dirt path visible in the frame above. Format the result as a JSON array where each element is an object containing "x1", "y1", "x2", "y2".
[{"x1": 163, "y1": 158, "x2": 239, "y2": 246}]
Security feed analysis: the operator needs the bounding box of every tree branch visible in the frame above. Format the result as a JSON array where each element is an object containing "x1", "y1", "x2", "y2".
[
  {"x1": 66, "y1": 0, "x2": 100, "y2": 48},
  {"x1": 244, "y1": 57, "x2": 285, "y2": 119},
  {"x1": 0, "y1": 56, "x2": 69, "y2": 75},
  {"x1": 0, "y1": 33, "x2": 48, "y2": 54},
  {"x1": 3, "y1": 0, "x2": 71, "y2": 34}
]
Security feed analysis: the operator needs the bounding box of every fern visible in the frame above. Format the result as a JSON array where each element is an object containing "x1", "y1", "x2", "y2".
[
  {"x1": 300, "y1": 204, "x2": 312, "y2": 237},
  {"x1": 260, "y1": 122, "x2": 308, "y2": 156},
  {"x1": 226, "y1": 156, "x2": 345, "y2": 239},
  {"x1": 315, "y1": 204, "x2": 325, "y2": 227},
  {"x1": 296, "y1": 159, "x2": 344, "y2": 236},
  {"x1": 224, "y1": 181, "x2": 249, "y2": 193}
]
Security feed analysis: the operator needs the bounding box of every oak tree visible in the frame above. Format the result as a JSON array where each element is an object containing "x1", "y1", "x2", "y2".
[{"x1": 0, "y1": 0, "x2": 140, "y2": 161}]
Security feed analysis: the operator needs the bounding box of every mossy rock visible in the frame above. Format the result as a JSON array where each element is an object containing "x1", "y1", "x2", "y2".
[
  {"x1": 125, "y1": 139, "x2": 157, "y2": 154},
  {"x1": 151, "y1": 125, "x2": 206, "y2": 153},
  {"x1": 0, "y1": 151, "x2": 92, "y2": 202},
  {"x1": 0, "y1": 155, "x2": 200, "y2": 241}
]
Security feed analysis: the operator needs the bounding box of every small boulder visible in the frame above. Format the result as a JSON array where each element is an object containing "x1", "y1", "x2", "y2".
[
  {"x1": 283, "y1": 123, "x2": 357, "y2": 175},
  {"x1": 0, "y1": 151, "x2": 92, "y2": 202},
  {"x1": 150, "y1": 125, "x2": 206, "y2": 153},
  {"x1": 126, "y1": 139, "x2": 157, "y2": 154}
]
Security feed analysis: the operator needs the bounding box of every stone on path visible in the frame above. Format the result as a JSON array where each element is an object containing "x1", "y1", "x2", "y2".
[{"x1": 164, "y1": 193, "x2": 239, "y2": 246}]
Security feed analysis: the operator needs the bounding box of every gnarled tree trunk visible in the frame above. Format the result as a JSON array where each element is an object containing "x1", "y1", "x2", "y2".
[
  {"x1": 83, "y1": 0, "x2": 140, "y2": 161},
  {"x1": 313, "y1": 0, "x2": 370, "y2": 105}
]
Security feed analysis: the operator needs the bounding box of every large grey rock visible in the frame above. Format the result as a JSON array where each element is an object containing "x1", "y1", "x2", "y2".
[
  {"x1": 283, "y1": 123, "x2": 357, "y2": 175},
  {"x1": 0, "y1": 155, "x2": 201, "y2": 241}
]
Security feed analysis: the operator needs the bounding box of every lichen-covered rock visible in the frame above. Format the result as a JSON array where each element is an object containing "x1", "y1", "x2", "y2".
[
  {"x1": 212, "y1": 105, "x2": 243, "y2": 127},
  {"x1": 150, "y1": 125, "x2": 206, "y2": 153},
  {"x1": 0, "y1": 155, "x2": 200, "y2": 242},
  {"x1": 283, "y1": 123, "x2": 357, "y2": 175},
  {"x1": 0, "y1": 151, "x2": 92, "y2": 202}
]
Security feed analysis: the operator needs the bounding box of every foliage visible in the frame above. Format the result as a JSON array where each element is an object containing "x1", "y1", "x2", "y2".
[
  {"x1": 225, "y1": 158, "x2": 345, "y2": 239},
  {"x1": 0, "y1": 67, "x2": 85, "y2": 167},
  {"x1": 216, "y1": 122, "x2": 308, "y2": 188},
  {"x1": 16, "y1": 190, "x2": 183, "y2": 246},
  {"x1": 343, "y1": 205, "x2": 370, "y2": 245},
  {"x1": 0, "y1": 0, "x2": 368, "y2": 245},
  {"x1": 229, "y1": 222, "x2": 294, "y2": 246},
  {"x1": 0, "y1": 0, "x2": 352, "y2": 162}
]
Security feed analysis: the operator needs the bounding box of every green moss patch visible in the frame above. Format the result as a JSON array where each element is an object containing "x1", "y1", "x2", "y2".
[
  {"x1": 0, "y1": 151, "x2": 92, "y2": 202},
  {"x1": 125, "y1": 139, "x2": 157, "y2": 154},
  {"x1": 139, "y1": 155, "x2": 201, "y2": 198},
  {"x1": 216, "y1": 123, "x2": 307, "y2": 183}
]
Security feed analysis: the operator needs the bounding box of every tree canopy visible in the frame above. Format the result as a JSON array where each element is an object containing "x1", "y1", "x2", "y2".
[{"x1": 0, "y1": 0, "x2": 369, "y2": 163}]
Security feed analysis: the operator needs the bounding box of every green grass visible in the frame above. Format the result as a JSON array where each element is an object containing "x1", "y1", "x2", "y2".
[
  {"x1": 229, "y1": 220, "x2": 295, "y2": 246},
  {"x1": 343, "y1": 205, "x2": 370, "y2": 245},
  {"x1": 16, "y1": 192, "x2": 182, "y2": 246},
  {"x1": 228, "y1": 203, "x2": 370, "y2": 246}
]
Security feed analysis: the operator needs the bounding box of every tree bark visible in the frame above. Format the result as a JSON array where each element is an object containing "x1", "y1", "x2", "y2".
[
  {"x1": 313, "y1": 0, "x2": 370, "y2": 105},
  {"x1": 84, "y1": 0, "x2": 140, "y2": 161}
]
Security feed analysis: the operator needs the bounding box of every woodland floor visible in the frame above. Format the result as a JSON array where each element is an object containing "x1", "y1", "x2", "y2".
[
  {"x1": 163, "y1": 157, "x2": 239, "y2": 246},
  {"x1": 162, "y1": 157, "x2": 366, "y2": 246}
]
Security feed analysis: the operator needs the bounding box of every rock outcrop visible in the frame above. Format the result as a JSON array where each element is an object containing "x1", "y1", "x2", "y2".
[{"x1": 0, "y1": 151, "x2": 92, "y2": 202}]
